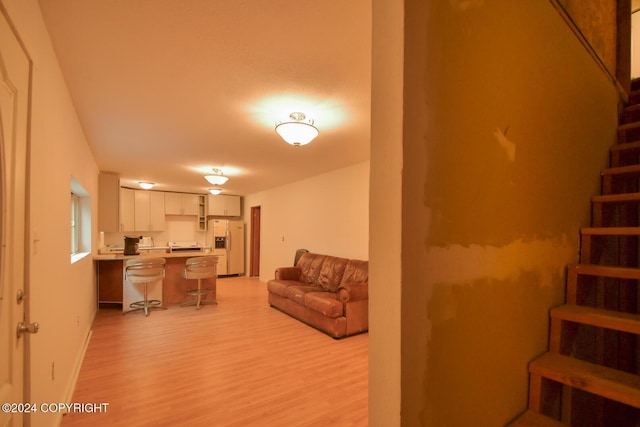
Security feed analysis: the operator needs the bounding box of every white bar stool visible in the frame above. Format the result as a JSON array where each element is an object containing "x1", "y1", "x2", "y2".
[
  {"x1": 181, "y1": 256, "x2": 218, "y2": 310},
  {"x1": 124, "y1": 257, "x2": 167, "y2": 316}
]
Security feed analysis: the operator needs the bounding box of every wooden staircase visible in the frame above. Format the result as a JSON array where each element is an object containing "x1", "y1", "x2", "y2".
[{"x1": 509, "y1": 81, "x2": 640, "y2": 426}]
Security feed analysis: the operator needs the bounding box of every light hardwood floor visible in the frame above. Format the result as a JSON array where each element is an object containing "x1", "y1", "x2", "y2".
[{"x1": 61, "y1": 276, "x2": 368, "y2": 427}]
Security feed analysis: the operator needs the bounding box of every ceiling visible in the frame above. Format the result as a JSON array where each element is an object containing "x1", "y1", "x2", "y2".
[{"x1": 37, "y1": 0, "x2": 372, "y2": 196}]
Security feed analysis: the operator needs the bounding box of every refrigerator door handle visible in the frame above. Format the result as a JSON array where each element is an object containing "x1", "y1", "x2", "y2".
[{"x1": 226, "y1": 228, "x2": 231, "y2": 251}]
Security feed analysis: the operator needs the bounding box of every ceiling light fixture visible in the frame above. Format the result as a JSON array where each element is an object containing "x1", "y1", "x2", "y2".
[
  {"x1": 204, "y1": 168, "x2": 229, "y2": 185},
  {"x1": 275, "y1": 112, "x2": 319, "y2": 147},
  {"x1": 209, "y1": 188, "x2": 222, "y2": 195},
  {"x1": 138, "y1": 181, "x2": 155, "y2": 190}
]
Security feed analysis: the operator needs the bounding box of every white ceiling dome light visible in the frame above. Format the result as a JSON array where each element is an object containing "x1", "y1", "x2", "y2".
[
  {"x1": 138, "y1": 181, "x2": 155, "y2": 190},
  {"x1": 275, "y1": 112, "x2": 319, "y2": 147},
  {"x1": 204, "y1": 168, "x2": 228, "y2": 185},
  {"x1": 209, "y1": 188, "x2": 222, "y2": 195}
]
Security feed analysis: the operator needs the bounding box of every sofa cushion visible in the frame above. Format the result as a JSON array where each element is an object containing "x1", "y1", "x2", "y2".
[
  {"x1": 284, "y1": 285, "x2": 321, "y2": 305},
  {"x1": 340, "y1": 259, "x2": 368, "y2": 285},
  {"x1": 297, "y1": 253, "x2": 326, "y2": 284},
  {"x1": 304, "y1": 292, "x2": 343, "y2": 318},
  {"x1": 274, "y1": 267, "x2": 301, "y2": 281},
  {"x1": 267, "y1": 280, "x2": 301, "y2": 298},
  {"x1": 316, "y1": 256, "x2": 348, "y2": 292}
]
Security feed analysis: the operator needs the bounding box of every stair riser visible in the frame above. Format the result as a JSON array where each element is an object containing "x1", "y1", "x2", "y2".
[
  {"x1": 629, "y1": 91, "x2": 640, "y2": 106},
  {"x1": 610, "y1": 147, "x2": 640, "y2": 167},
  {"x1": 601, "y1": 174, "x2": 640, "y2": 195},
  {"x1": 621, "y1": 108, "x2": 640, "y2": 124},
  {"x1": 618, "y1": 125, "x2": 640, "y2": 144},
  {"x1": 579, "y1": 234, "x2": 640, "y2": 266},
  {"x1": 591, "y1": 203, "x2": 640, "y2": 227}
]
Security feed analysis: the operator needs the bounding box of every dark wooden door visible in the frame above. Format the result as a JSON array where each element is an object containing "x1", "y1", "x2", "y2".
[{"x1": 250, "y1": 206, "x2": 261, "y2": 276}]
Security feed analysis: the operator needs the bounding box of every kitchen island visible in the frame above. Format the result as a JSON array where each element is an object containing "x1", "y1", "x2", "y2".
[{"x1": 94, "y1": 251, "x2": 217, "y2": 307}]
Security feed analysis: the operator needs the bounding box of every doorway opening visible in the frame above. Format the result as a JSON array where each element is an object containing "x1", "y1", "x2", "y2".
[
  {"x1": 250, "y1": 206, "x2": 261, "y2": 277},
  {"x1": 633, "y1": 4, "x2": 640, "y2": 78}
]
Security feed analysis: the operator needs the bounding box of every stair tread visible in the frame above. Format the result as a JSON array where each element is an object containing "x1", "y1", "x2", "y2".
[
  {"x1": 601, "y1": 164, "x2": 640, "y2": 175},
  {"x1": 529, "y1": 353, "x2": 640, "y2": 409},
  {"x1": 581, "y1": 226, "x2": 640, "y2": 235},
  {"x1": 506, "y1": 410, "x2": 566, "y2": 427},
  {"x1": 571, "y1": 263, "x2": 640, "y2": 279},
  {"x1": 592, "y1": 192, "x2": 640, "y2": 203},
  {"x1": 610, "y1": 140, "x2": 640, "y2": 151},
  {"x1": 551, "y1": 304, "x2": 640, "y2": 334},
  {"x1": 618, "y1": 121, "x2": 640, "y2": 131}
]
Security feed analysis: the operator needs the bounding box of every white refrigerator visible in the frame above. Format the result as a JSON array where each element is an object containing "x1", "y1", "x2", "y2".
[{"x1": 209, "y1": 219, "x2": 245, "y2": 275}]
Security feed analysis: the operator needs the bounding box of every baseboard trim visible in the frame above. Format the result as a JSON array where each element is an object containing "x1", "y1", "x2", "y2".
[{"x1": 57, "y1": 324, "x2": 94, "y2": 424}]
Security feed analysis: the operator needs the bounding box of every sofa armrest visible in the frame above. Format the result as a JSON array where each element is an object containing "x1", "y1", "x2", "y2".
[
  {"x1": 274, "y1": 266, "x2": 302, "y2": 281},
  {"x1": 338, "y1": 282, "x2": 368, "y2": 302}
]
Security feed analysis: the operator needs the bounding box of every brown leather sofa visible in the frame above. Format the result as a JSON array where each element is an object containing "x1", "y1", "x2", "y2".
[{"x1": 267, "y1": 252, "x2": 368, "y2": 338}]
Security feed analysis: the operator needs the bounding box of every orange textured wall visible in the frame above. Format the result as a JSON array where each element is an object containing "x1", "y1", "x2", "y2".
[
  {"x1": 559, "y1": 0, "x2": 617, "y2": 74},
  {"x1": 399, "y1": 0, "x2": 620, "y2": 425}
]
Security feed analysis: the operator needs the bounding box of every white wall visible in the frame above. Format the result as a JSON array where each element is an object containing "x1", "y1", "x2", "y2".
[
  {"x1": 2, "y1": 1, "x2": 99, "y2": 426},
  {"x1": 244, "y1": 161, "x2": 369, "y2": 281},
  {"x1": 369, "y1": 0, "x2": 403, "y2": 425}
]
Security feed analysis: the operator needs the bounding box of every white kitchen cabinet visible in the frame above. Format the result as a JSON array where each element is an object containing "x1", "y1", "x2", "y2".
[
  {"x1": 164, "y1": 192, "x2": 181, "y2": 214},
  {"x1": 120, "y1": 187, "x2": 135, "y2": 231},
  {"x1": 134, "y1": 190, "x2": 165, "y2": 231},
  {"x1": 98, "y1": 173, "x2": 120, "y2": 232},
  {"x1": 207, "y1": 194, "x2": 241, "y2": 217},
  {"x1": 120, "y1": 188, "x2": 165, "y2": 231},
  {"x1": 149, "y1": 191, "x2": 166, "y2": 230},
  {"x1": 165, "y1": 192, "x2": 200, "y2": 215}
]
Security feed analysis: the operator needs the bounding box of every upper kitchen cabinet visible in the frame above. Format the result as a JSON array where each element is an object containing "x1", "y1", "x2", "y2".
[
  {"x1": 135, "y1": 190, "x2": 165, "y2": 231},
  {"x1": 120, "y1": 187, "x2": 135, "y2": 231},
  {"x1": 207, "y1": 194, "x2": 241, "y2": 217},
  {"x1": 165, "y1": 192, "x2": 200, "y2": 215},
  {"x1": 120, "y1": 188, "x2": 165, "y2": 232},
  {"x1": 98, "y1": 173, "x2": 120, "y2": 232}
]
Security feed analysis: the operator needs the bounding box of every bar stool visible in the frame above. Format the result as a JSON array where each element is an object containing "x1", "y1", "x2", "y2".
[
  {"x1": 181, "y1": 256, "x2": 218, "y2": 310},
  {"x1": 124, "y1": 257, "x2": 167, "y2": 316}
]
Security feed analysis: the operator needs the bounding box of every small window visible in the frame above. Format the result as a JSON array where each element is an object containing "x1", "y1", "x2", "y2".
[
  {"x1": 71, "y1": 192, "x2": 80, "y2": 255},
  {"x1": 70, "y1": 176, "x2": 92, "y2": 263}
]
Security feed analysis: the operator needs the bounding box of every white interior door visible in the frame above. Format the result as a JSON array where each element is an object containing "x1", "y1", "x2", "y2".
[{"x1": 0, "y1": 7, "x2": 31, "y2": 427}]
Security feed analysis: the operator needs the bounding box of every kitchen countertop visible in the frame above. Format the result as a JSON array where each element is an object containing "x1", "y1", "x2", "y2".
[
  {"x1": 93, "y1": 251, "x2": 214, "y2": 261},
  {"x1": 95, "y1": 251, "x2": 218, "y2": 306}
]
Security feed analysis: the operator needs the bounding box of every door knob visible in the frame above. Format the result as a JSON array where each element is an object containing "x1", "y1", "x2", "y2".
[{"x1": 16, "y1": 321, "x2": 39, "y2": 338}]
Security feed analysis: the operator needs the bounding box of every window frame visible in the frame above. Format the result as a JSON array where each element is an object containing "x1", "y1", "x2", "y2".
[{"x1": 71, "y1": 191, "x2": 80, "y2": 255}]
